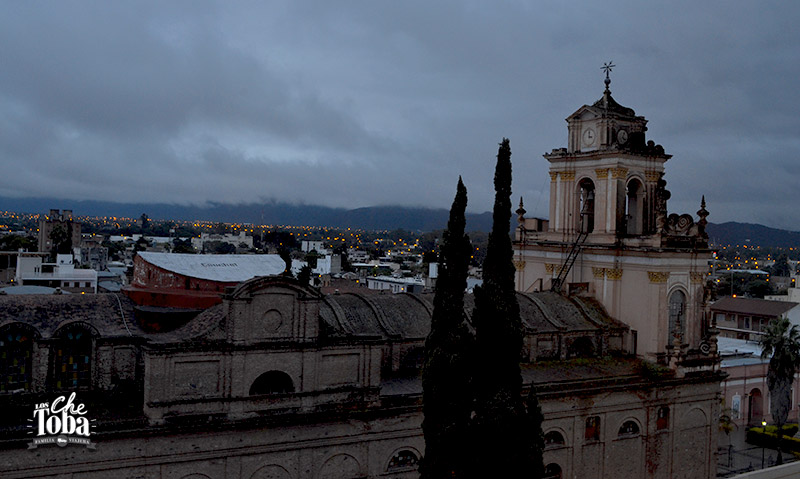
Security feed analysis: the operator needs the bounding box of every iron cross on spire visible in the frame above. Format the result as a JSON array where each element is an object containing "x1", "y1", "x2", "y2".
[{"x1": 601, "y1": 61, "x2": 615, "y2": 92}]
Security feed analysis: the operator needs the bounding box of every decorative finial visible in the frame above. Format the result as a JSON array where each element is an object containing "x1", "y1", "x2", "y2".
[
  {"x1": 516, "y1": 197, "x2": 526, "y2": 225},
  {"x1": 601, "y1": 61, "x2": 615, "y2": 92},
  {"x1": 697, "y1": 195, "x2": 709, "y2": 230}
]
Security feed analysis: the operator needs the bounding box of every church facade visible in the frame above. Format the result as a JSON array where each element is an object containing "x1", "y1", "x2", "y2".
[{"x1": 1, "y1": 275, "x2": 722, "y2": 478}]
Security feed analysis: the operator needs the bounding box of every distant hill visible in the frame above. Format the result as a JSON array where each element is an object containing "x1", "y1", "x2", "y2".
[
  {"x1": 706, "y1": 222, "x2": 800, "y2": 248},
  {"x1": 4, "y1": 197, "x2": 798, "y2": 244},
  {"x1": 0, "y1": 197, "x2": 494, "y2": 232}
]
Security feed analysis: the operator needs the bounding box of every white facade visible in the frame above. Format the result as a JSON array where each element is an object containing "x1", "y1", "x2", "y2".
[
  {"x1": 301, "y1": 240, "x2": 326, "y2": 253},
  {"x1": 15, "y1": 253, "x2": 97, "y2": 293},
  {"x1": 366, "y1": 276, "x2": 424, "y2": 294}
]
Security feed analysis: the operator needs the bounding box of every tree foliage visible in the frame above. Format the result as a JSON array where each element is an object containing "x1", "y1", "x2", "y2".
[
  {"x1": 0, "y1": 234, "x2": 35, "y2": 252},
  {"x1": 760, "y1": 317, "x2": 800, "y2": 464},
  {"x1": 297, "y1": 265, "x2": 312, "y2": 285},
  {"x1": 469, "y1": 139, "x2": 537, "y2": 477},
  {"x1": 771, "y1": 253, "x2": 791, "y2": 277},
  {"x1": 421, "y1": 177, "x2": 474, "y2": 479}
]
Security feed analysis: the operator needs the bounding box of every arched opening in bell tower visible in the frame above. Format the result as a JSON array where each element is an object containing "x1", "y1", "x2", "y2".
[
  {"x1": 577, "y1": 178, "x2": 595, "y2": 234},
  {"x1": 625, "y1": 178, "x2": 645, "y2": 235}
]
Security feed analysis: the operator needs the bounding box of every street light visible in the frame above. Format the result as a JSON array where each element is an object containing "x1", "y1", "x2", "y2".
[{"x1": 762, "y1": 419, "x2": 767, "y2": 469}]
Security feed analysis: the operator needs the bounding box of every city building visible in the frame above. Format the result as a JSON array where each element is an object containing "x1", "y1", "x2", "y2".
[
  {"x1": 78, "y1": 235, "x2": 109, "y2": 271},
  {"x1": 718, "y1": 336, "x2": 800, "y2": 427},
  {"x1": 191, "y1": 231, "x2": 254, "y2": 252},
  {"x1": 122, "y1": 252, "x2": 286, "y2": 310},
  {"x1": 366, "y1": 275, "x2": 425, "y2": 294},
  {"x1": 37, "y1": 209, "x2": 82, "y2": 256},
  {"x1": 14, "y1": 253, "x2": 97, "y2": 294},
  {"x1": 712, "y1": 296, "x2": 800, "y2": 341}
]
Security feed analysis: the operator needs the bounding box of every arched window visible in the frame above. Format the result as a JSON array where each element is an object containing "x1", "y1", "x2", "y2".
[
  {"x1": 668, "y1": 290, "x2": 687, "y2": 346},
  {"x1": 543, "y1": 463, "x2": 563, "y2": 479},
  {"x1": 657, "y1": 406, "x2": 670, "y2": 430},
  {"x1": 53, "y1": 324, "x2": 93, "y2": 390},
  {"x1": 618, "y1": 420, "x2": 640, "y2": 437},
  {"x1": 386, "y1": 449, "x2": 420, "y2": 472},
  {"x1": 0, "y1": 325, "x2": 36, "y2": 392},
  {"x1": 578, "y1": 179, "x2": 595, "y2": 234},
  {"x1": 625, "y1": 178, "x2": 645, "y2": 235},
  {"x1": 585, "y1": 416, "x2": 600, "y2": 441},
  {"x1": 544, "y1": 430, "x2": 565, "y2": 448},
  {"x1": 249, "y1": 371, "x2": 294, "y2": 395}
]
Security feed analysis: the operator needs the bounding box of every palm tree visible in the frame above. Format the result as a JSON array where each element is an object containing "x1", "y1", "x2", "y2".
[{"x1": 759, "y1": 317, "x2": 800, "y2": 465}]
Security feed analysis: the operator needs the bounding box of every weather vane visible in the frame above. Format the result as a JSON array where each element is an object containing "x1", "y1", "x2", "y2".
[{"x1": 601, "y1": 61, "x2": 615, "y2": 92}]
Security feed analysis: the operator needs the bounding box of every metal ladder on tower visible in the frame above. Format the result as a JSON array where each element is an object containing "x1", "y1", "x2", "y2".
[{"x1": 551, "y1": 230, "x2": 588, "y2": 293}]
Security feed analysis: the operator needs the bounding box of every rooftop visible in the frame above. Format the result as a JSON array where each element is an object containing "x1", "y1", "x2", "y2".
[
  {"x1": 711, "y1": 296, "x2": 799, "y2": 317},
  {"x1": 138, "y1": 252, "x2": 286, "y2": 282}
]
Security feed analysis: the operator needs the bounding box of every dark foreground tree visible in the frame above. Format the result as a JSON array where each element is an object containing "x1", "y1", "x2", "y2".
[
  {"x1": 469, "y1": 138, "x2": 537, "y2": 477},
  {"x1": 760, "y1": 317, "x2": 800, "y2": 465},
  {"x1": 297, "y1": 265, "x2": 313, "y2": 286},
  {"x1": 421, "y1": 177, "x2": 474, "y2": 478}
]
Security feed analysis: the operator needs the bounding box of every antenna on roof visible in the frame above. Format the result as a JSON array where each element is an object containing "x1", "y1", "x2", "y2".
[{"x1": 601, "y1": 61, "x2": 615, "y2": 92}]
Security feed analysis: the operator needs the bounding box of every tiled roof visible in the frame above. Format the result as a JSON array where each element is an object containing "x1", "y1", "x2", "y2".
[
  {"x1": 0, "y1": 293, "x2": 143, "y2": 339},
  {"x1": 711, "y1": 296, "x2": 799, "y2": 317}
]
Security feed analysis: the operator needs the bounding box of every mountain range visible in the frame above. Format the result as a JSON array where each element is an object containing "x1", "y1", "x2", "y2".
[{"x1": 2, "y1": 197, "x2": 799, "y2": 246}]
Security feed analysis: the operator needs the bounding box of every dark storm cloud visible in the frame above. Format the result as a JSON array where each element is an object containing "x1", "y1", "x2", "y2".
[{"x1": 1, "y1": 1, "x2": 799, "y2": 229}]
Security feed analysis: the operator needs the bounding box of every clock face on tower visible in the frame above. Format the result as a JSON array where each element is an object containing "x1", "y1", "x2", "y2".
[
  {"x1": 582, "y1": 128, "x2": 596, "y2": 147},
  {"x1": 617, "y1": 129, "x2": 628, "y2": 144}
]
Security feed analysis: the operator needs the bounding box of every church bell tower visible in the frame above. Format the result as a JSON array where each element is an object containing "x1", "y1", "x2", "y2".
[{"x1": 514, "y1": 65, "x2": 716, "y2": 368}]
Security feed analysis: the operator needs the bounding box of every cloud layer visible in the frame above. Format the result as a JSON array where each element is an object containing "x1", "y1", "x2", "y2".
[{"x1": 1, "y1": 1, "x2": 799, "y2": 229}]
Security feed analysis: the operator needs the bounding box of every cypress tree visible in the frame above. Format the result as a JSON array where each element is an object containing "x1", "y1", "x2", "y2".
[
  {"x1": 470, "y1": 138, "x2": 536, "y2": 477},
  {"x1": 421, "y1": 177, "x2": 474, "y2": 479}
]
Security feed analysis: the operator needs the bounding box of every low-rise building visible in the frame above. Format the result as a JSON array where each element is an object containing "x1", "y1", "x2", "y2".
[
  {"x1": 718, "y1": 336, "x2": 800, "y2": 427},
  {"x1": 711, "y1": 296, "x2": 800, "y2": 341},
  {"x1": 366, "y1": 275, "x2": 425, "y2": 294},
  {"x1": 78, "y1": 235, "x2": 108, "y2": 271},
  {"x1": 14, "y1": 253, "x2": 97, "y2": 293}
]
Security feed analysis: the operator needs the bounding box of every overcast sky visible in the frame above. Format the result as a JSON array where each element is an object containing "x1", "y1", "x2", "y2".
[{"x1": 1, "y1": 1, "x2": 799, "y2": 229}]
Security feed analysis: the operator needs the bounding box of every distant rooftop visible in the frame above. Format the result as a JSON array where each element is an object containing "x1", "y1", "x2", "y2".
[
  {"x1": 137, "y1": 252, "x2": 286, "y2": 282},
  {"x1": 711, "y1": 296, "x2": 799, "y2": 317}
]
